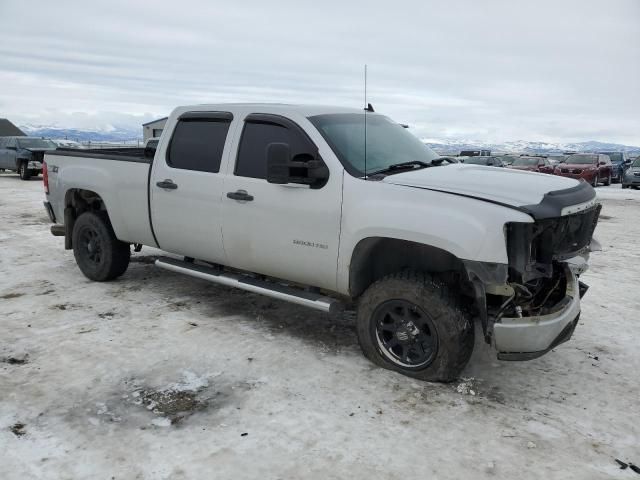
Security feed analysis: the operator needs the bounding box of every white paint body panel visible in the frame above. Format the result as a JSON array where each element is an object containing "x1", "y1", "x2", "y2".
[
  {"x1": 45, "y1": 103, "x2": 583, "y2": 298},
  {"x1": 45, "y1": 155, "x2": 156, "y2": 247}
]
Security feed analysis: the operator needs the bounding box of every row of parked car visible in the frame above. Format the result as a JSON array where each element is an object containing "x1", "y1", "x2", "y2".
[
  {"x1": 459, "y1": 152, "x2": 638, "y2": 187},
  {"x1": 1, "y1": 134, "x2": 639, "y2": 190}
]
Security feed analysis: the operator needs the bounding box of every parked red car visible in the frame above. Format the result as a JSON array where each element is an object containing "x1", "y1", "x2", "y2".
[
  {"x1": 554, "y1": 154, "x2": 613, "y2": 186},
  {"x1": 509, "y1": 156, "x2": 555, "y2": 174}
]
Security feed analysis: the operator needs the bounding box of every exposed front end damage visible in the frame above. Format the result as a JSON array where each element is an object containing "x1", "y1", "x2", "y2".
[
  {"x1": 489, "y1": 200, "x2": 600, "y2": 359},
  {"x1": 464, "y1": 182, "x2": 601, "y2": 360}
]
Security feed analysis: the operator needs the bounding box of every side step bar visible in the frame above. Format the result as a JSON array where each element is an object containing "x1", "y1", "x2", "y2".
[{"x1": 155, "y1": 257, "x2": 343, "y2": 315}]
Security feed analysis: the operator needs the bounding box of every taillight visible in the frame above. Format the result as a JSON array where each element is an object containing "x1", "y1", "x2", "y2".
[{"x1": 43, "y1": 161, "x2": 49, "y2": 194}]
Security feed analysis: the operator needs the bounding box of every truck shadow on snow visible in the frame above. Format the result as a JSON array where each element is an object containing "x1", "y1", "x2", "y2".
[
  {"x1": 114, "y1": 256, "x2": 584, "y2": 405},
  {"x1": 123, "y1": 255, "x2": 361, "y2": 356}
]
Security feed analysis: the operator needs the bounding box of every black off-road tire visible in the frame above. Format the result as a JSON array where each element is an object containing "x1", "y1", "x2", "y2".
[
  {"x1": 72, "y1": 211, "x2": 130, "y2": 281},
  {"x1": 18, "y1": 161, "x2": 31, "y2": 180},
  {"x1": 356, "y1": 271, "x2": 474, "y2": 382}
]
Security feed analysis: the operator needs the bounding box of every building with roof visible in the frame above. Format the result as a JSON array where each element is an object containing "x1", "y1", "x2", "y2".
[
  {"x1": 142, "y1": 117, "x2": 167, "y2": 141},
  {"x1": 0, "y1": 118, "x2": 25, "y2": 137}
]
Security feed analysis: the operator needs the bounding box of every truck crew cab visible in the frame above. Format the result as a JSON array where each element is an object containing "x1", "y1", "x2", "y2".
[{"x1": 42, "y1": 104, "x2": 600, "y2": 382}]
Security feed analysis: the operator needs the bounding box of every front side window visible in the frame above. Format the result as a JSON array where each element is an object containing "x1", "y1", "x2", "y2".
[
  {"x1": 308, "y1": 113, "x2": 439, "y2": 177},
  {"x1": 235, "y1": 120, "x2": 312, "y2": 179},
  {"x1": 167, "y1": 119, "x2": 231, "y2": 173}
]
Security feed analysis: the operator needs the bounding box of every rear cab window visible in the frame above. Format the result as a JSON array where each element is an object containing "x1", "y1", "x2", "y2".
[{"x1": 167, "y1": 112, "x2": 233, "y2": 173}]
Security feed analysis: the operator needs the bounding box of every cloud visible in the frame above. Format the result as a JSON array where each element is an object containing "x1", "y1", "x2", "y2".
[{"x1": 1, "y1": 0, "x2": 639, "y2": 144}]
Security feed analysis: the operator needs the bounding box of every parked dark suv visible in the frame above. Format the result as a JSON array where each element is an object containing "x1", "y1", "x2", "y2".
[
  {"x1": 554, "y1": 153, "x2": 613, "y2": 186},
  {"x1": 597, "y1": 151, "x2": 627, "y2": 183},
  {"x1": 0, "y1": 136, "x2": 57, "y2": 180}
]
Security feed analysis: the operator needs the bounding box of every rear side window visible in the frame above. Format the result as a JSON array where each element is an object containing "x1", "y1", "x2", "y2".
[
  {"x1": 235, "y1": 120, "x2": 312, "y2": 179},
  {"x1": 167, "y1": 119, "x2": 231, "y2": 173}
]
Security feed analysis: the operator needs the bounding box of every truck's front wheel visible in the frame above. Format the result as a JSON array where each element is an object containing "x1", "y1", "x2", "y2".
[
  {"x1": 356, "y1": 271, "x2": 474, "y2": 382},
  {"x1": 72, "y1": 212, "x2": 130, "y2": 281}
]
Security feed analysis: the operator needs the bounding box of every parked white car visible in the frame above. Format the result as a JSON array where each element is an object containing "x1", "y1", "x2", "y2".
[{"x1": 42, "y1": 104, "x2": 601, "y2": 381}]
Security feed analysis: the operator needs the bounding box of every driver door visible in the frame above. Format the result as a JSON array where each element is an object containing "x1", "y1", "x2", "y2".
[{"x1": 221, "y1": 114, "x2": 342, "y2": 291}]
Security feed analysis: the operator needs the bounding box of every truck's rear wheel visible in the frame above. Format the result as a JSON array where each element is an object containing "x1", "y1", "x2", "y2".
[
  {"x1": 72, "y1": 212, "x2": 130, "y2": 281},
  {"x1": 19, "y1": 161, "x2": 31, "y2": 180},
  {"x1": 356, "y1": 271, "x2": 474, "y2": 382}
]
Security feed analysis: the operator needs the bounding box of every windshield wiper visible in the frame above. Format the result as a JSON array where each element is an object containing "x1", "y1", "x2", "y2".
[{"x1": 368, "y1": 160, "x2": 433, "y2": 176}]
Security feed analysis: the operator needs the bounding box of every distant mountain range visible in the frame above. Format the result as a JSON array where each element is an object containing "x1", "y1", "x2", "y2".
[
  {"x1": 19, "y1": 124, "x2": 640, "y2": 155},
  {"x1": 423, "y1": 139, "x2": 640, "y2": 155},
  {"x1": 20, "y1": 124, "x2": 141, "y2": 142}
]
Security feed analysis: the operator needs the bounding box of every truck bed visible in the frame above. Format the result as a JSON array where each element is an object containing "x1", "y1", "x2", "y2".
[
  {"x1": 51, "y1": 147, "x2": 151, "y2": 163},
  {"x1": 44, "y1": 149, "x2": 156, "y2": 247}
]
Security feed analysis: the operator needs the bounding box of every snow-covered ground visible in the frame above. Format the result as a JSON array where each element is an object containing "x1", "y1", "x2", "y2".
[{"x1": 1, "y1": 174, "x2": 639, "y2": 479}]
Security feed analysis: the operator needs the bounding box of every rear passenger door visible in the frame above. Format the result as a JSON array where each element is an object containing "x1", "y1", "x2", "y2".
[
  {"x1": 150, "y1": 111, "x2": 234, "y2": 264},
  {"x1": 221, "y1": 114, "x2": 343, "y2": 291}
]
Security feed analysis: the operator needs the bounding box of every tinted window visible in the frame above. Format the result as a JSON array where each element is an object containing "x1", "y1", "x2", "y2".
[
  {"x1": 236, "y1": 121, "x2": 310, "y2": 179},
  {"x1": 167, "y1": 120, "x2": 230, "y2": 173}
]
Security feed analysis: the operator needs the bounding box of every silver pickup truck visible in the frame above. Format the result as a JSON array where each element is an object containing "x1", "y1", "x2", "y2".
[{"x1": 42, "y1": 104, "x2": 601, "y2": 382}]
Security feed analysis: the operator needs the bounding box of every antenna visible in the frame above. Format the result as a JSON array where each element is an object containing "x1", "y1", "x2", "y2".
[{"x1": 364, "y1": 64, "x2": 367, "y2": 178}]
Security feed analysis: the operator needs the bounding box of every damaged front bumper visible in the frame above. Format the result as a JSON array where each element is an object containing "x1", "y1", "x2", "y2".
[{"x1": 493, "y1": 265, "x2": 585, "y2": 360}]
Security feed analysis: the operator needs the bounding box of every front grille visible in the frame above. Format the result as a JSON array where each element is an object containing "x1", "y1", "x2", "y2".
[
  {"x1": 506, "y1": 204, "x2": 601, "y2": 283},
  {"x1": 572, "y1": 169, "x2": 582, "y2": 174},
  {"x1": 534, "y1": 205, "x2": 601, "y2": 262},
  {"x1": 561, "y1": 168, "x2": 569, "y2": 173}
]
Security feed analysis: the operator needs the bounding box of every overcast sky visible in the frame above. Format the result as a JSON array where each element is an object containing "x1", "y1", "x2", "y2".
[{"x1": 1, "y1": 0, "x2": 639, "y2": 144}]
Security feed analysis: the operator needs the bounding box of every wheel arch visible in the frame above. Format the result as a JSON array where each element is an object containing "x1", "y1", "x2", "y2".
[
  {"x1": 63, "y1": 188, "x2": 111, "y2": 249},
  {"x1": 348, "y1": 237, "x2": 470, "y2": 298}
]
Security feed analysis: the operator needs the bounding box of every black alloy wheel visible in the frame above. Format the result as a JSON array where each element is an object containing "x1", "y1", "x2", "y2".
[{"x1": 371, "y1": 299, "x2": 439, "y2": 368}]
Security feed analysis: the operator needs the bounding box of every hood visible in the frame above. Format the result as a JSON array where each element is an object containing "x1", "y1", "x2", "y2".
[{"x1": 381, "y1": 164, "x2": 581, "y2": 207}]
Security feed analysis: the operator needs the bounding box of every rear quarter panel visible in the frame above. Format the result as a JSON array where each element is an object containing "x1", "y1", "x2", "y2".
[{"x1": 45, "y1": 153, "x2": 156, "y2": 246}]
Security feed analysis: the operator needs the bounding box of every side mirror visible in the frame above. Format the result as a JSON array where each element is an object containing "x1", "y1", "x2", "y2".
[
  {"x1": 266, "y1": 143, "x2": 290, "y2": 184},
  {"x1": 266, "y1": 142, "x2": 329, "y2": 188}
]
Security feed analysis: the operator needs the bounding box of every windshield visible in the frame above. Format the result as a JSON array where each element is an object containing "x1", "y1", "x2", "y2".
[
  {"x1": 600, "y1": 152, "x2": 623, "y2": 164},
  {"x1": 18, "y1": 138, "x2": 56, "y2": 149},
  {"x1": 633, "y1": 158, "x2": 640, "y2": 167},
  {"x1": 308, "y1": 113, "x2": 439, "y2": 176},
  {"x1": 565, "y1": 154, "x2": 596, "y2": 165},
  {"x1": 512, "y1": 157, "x2": 540, "y2": 166}
]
